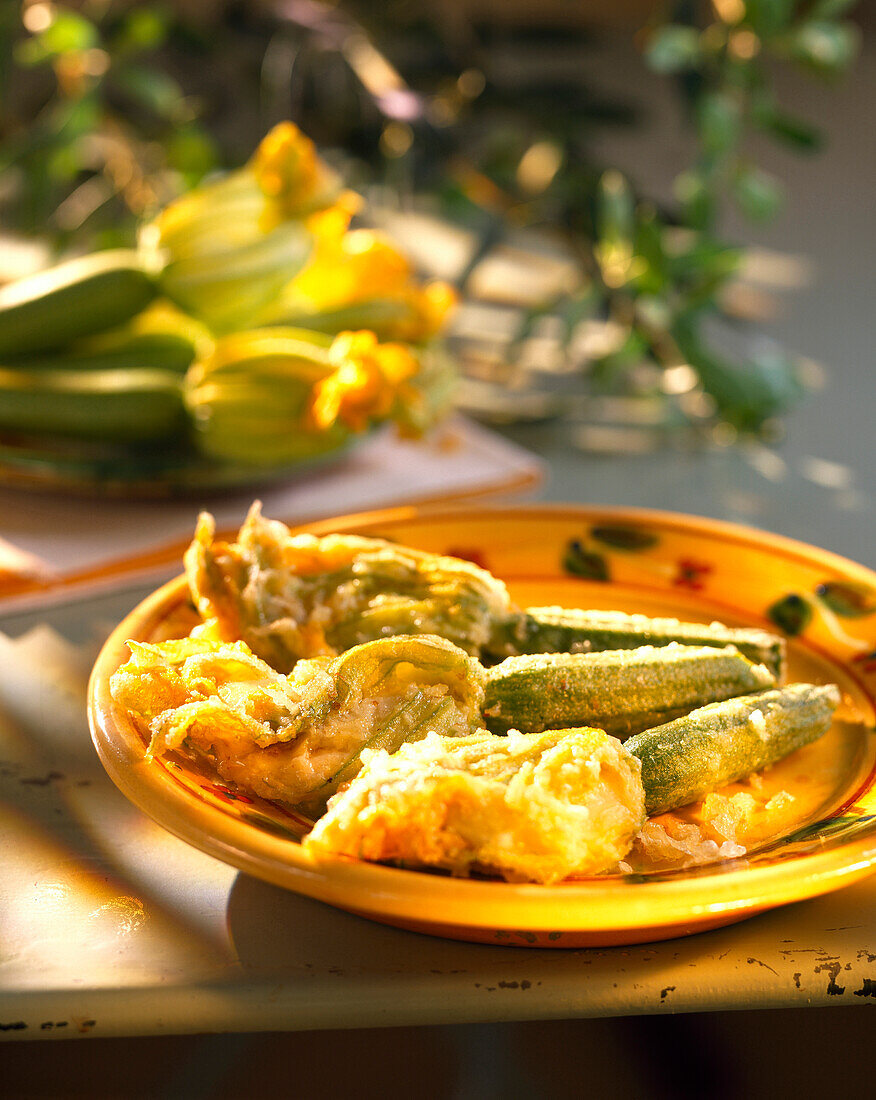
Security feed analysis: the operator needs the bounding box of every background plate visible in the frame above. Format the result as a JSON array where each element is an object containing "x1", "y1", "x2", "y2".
[
  {"x1": 0, "y1": 433, "x2": 358, "y2": 498},
  {"x1": 89, "y1": 504, "x2": 876, "y2": 946}
]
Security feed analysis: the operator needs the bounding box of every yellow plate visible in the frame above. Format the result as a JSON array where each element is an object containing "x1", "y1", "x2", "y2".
[{"x1": 88, "y1": 504, "x2": 876, "y2": 947}]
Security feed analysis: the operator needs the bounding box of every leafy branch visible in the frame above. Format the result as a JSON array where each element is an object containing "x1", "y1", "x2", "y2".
[
  {"x1": 425, "y1": 0, "x2": 861, "y2": 436},
  {"x1": 0, "y1": 1, "x2": 862, "y2": 439}
]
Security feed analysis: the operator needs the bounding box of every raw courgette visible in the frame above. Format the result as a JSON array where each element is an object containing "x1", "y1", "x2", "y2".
[
  {"x1": 0, "y1": 250, "x2": 159, "y2": 356},
  {"x1": 625, "y1": 682, "x2": 841, "y2": 813},
  {"x1": 489, "y1": 607, "x2": 785, "y2": 679},
  {"x1": 483, "y1": 643, "x2": 776, "y2": 737},
  {"x1": 3, "y1": 332, "x2": 198, "y2": 375},
  {"x1": 0, "y1": 366, "x2": 186, "y2": 443}
]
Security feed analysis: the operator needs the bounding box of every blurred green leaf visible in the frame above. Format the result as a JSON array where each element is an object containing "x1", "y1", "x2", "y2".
[
  {"x1": 752, "y1": 102, "x2": 823, "y2": 150},
  {"x1": 645, "y1": 26, "x2": 702, "y2": 73},
  {"x1": 51, "y1": 95, "x2": 101, "y2": 141},
  {"x1": 808, "y1": 0, "x2": 859, "y2": 20},
  {"x1": 39, "y1": 11, "x2": 99, "y2": 56},
  {"x1": 674, "y1": 321, "x2": 804, "y2": 431},
  {"x1": 557, "y1": 287, "x2": 599, "y2": 343},
  {"x1": 114, "y1": 65, "x2": 185, "y2": 119},
  {"x1": 696, "y1": 92, "x2": 742, "y2": 157},
  {"x1": 115, "y1": 8, "x2": 169, "y2": 52},
  {"x1": 589, "y1": 329, "x2": 648, "y2": 391},
  {"x1": 733, "y1": 165, "x2": 784, "y2": 220},
  {"x1": 47, "y1": 142, "x2": 84, "y2": 181},
  {"x1": 632, "y1": 212, "x2": 668, "y2": 294},
  {"x1": 670, "y1": 236, "x2": 741, "y2": 309},
  {"x1": 743, "y1": 0, "x2": 797, "y2": 39},
  {"x1": 673, "y1": 171, "x2": 715, "y2": 231},
  {"x1": 596, "y1": 170, "x2": 634, "y2": 245},
  {"x1": 165, "y1": 125, "x2": 219, "y2": 185},
  {"x1": 14, "y1": 37, "x2": 49, "y2": 68},
  {"x1": 787, "y1": 20, "x2": 860, "y2": 74}
]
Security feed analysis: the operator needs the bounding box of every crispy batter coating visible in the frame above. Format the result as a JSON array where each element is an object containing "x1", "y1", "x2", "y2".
[
  {"x1": 111, "y1": 633, "x2": 485, "y2": 811},
  {"x1": 184, "y1": 503, "x2": 512, "y2": 671},
  {"x1": 303, "y1": 727, "x2": 646, "y2": 883}
]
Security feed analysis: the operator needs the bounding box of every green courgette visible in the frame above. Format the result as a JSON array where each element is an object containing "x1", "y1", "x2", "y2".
[
  {"x1": 483, "y1": 643, "x2": 776, "y2": 737},
  {"x1": 0, "y1": 366, "x2": 186, "y2": 443},
  {"x1": 0, "y1": 250, "x2": 158, "y2": 356},
  {"x1": 4, "y1": 332, "x2": 198, "y2": 375},
  {"x1": 489, "y1": 607, "x2": 785, "y2": 679},
  {"x1": 625, "y1": 682, "x2": 841, "y2": 813}
]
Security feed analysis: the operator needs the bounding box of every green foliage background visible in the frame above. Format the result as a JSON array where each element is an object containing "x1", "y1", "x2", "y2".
[{"x1": 0, "y1": 0, "x2": 861, "y2": 436}]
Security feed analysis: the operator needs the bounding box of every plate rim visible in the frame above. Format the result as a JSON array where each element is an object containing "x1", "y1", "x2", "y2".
[{"x1": 88, "y1": 503, "x2": 876, "y2": 936}]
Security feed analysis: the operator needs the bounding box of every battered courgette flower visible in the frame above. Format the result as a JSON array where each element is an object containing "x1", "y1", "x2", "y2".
[
  {"x1": 142, "y1": 123, "x2": 358, "y2": 333},
  {"x1": 260, "y1": 229, "x2": 457, "y2": 343}
]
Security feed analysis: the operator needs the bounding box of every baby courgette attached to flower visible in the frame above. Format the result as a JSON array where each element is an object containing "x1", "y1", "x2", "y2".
[
  {"x1": 625, "y1": 682, "x2": 840, "y2": 814},
  {"x1": 489, "y1": 607, "x2": 785, "y2": 679},
  {"x1": 182, "y1": 327, "x2": 344, "y2": 466},
  {"x1": 0, "y1": 250, "x2": 158, "y2": 357},
  {"x1": 483, "y1": 644, "x2": 776, "y2": 737}
]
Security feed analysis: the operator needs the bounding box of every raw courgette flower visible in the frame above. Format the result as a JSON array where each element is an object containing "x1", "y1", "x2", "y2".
[
  {"x1": 261, "y1": 229, "x2": 458, "y2": 343},
  {"x1": 142, "y1": 123, "x2": 355, "y2": 333},
  {"x1": 184, "y1": 327, "x2": 343, "y2": 466},
  {"x1": 184, "y1": 326, "x2": 452, "y2": 467},
  {"x1": 308, "y1": 330, "x2": 421, "y2": 433},
  {"x1": 251, "y1": 122, "x2": 355, "y2": 227}
]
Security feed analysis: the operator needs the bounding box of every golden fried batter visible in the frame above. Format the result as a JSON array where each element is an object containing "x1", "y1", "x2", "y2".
[
  {"x1": 111, "y1": 633, "x2": 485, "y2": 811},
  {"x1": 303, "y1": 727, "x2": 646, "y2": 883},
  {"x1": 184, "y1": 503, "x2": 512, "y2": 671}
]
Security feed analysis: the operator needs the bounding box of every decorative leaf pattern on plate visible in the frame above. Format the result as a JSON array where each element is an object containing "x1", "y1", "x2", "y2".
[
  {"x1": 563, "y1": 539, "x2": 609, "y2": 580},
  {"x1": 815, "y1": 582, "x2": 876, "y2": 619},
  {"x1": 590, "y1": 525, "x2": 659, "y2": 551},
  {"x1": 767, "y1": 593, "x2": 813, "y2": 635}
]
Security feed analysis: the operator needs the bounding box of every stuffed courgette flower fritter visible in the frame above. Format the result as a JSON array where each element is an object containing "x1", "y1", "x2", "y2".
[
  {"x1": 111, "y1": 632, "x2": 485, "y2": 812},
  {"x1": 303, "y1": 728, "x2": 647, "y2": 884},
  {"x1": 185, "y1": 503, "x2": 512, "y2": 672},
  {"x1": 184, "y1": 505, "x2": 785, "y2": 677},
  {"x1": 107, "y1": 507, "x2": 839, "y2": 885}
]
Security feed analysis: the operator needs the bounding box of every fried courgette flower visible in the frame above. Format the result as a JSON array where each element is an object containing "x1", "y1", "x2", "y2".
[
  {"x1": 110, "y1": 633, "x2": 485, "y2": 812},
  {"x1": 185, "y1": 507, "x2": 787, "y2": 679},
  {"x1": 184, "y1": 504, "x2": 513, "y2": 672},
  {"x1": 303, "y1": 727, "x2": 646, "y2": 883}
]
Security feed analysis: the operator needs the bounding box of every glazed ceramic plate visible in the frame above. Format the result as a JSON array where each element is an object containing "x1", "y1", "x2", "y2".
[{"x1": 89, "y1": 505, "x2": 876, "y2": 947}]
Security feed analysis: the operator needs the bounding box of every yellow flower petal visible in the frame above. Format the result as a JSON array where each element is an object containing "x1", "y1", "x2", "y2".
[
  {"x1": 252, "y1": 122, "x2": 319, "y2": 214},
  {"x1": 309, "y1": 330, "x2": 421, "y2": 433}
]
